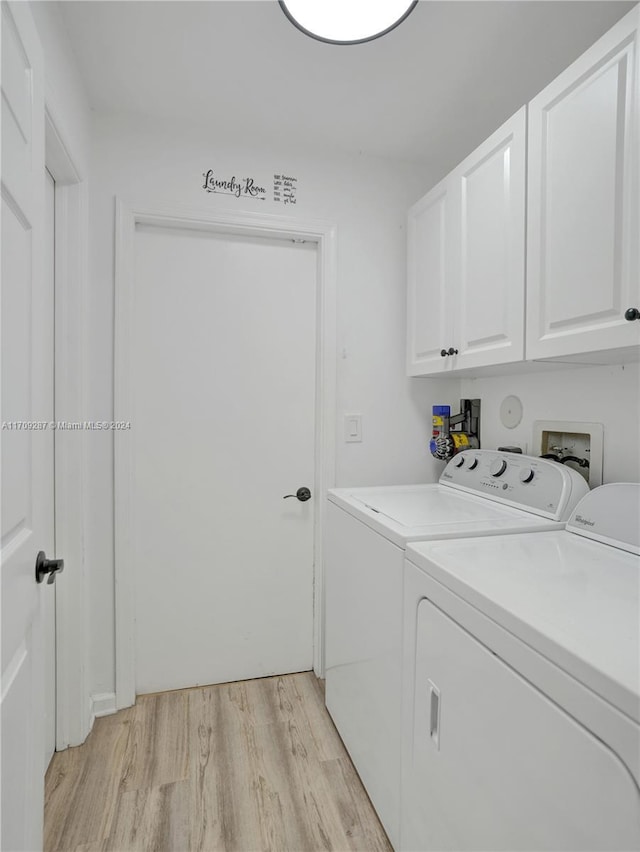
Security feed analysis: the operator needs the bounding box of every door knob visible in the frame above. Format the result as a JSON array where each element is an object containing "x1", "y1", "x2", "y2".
[
  {"x1": 283, "y1": 487, "x2": 312, "y2": 502},
  {"x1": 440, "y1": 349, "x2": 448, "y2": 357},
  {"x1": 447, "y1": 347, "x2": 459, "y2": 356},
  {"x1": 35, "y1": 551, "x2": 64, "y2": 585},
  {"x1": 625, "y1": 307, "x2": 640, "y2": 321}
]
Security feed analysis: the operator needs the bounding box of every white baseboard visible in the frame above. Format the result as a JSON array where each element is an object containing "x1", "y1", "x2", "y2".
[{"x1": 90, "y1": 692, "x2": 117, "y2": 725}]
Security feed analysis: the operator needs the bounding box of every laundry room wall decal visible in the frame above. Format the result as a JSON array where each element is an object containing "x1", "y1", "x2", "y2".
[
  {"x1": 273, "y1": 173, "x2": 298, "y2": 205},
  {"x1": 201, "y1": 170, "x2": 267, "y2": 200}
]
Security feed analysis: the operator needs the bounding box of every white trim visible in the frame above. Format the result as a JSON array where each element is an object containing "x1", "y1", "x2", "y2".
[
  {"x1": 90, "y1": 692, "x2": 117, "y2": 723},
  {"x1": 114, "y1": 200, "x2": 337, "y2": 708},
  {"x1": 45, "y1": 107, "x2": 81, "y2": 184},
  {"x1": 312, "y1": 224, "x2": 337, "y2": 679},
  {"x1": 114, "y1": 201, "x2": 137, "y2": 710},
  {"x1": 45, "y1": 109, "x2": 90, "y2": 747}
]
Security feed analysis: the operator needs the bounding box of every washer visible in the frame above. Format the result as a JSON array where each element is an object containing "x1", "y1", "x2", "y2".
[
  {"x1": 402, "y1": 482, "x2": 640, "y2": 851},
  {"x1": 324, "y1": 450, "x2": 589, "y2": 848}
]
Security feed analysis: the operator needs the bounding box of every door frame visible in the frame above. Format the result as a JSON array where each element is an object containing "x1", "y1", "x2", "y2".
[
  {"x1": 44, "y1": 109, "x2": 90, "y2": 747},
  {"x1": 113, "y1": 199, "x2": 337, "y2": 709}
]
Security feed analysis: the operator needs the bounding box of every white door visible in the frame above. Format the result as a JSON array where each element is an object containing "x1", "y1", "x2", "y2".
[
  {"x1": 527, "y1": 7, "x2": 639, "y2": 360},
  {"x1": 452, "y1": 106, "x2": 526, "y2": 370},
  {"x1": 407, "y1": 177, "x2": 453, "y2": 376},
  {"x1": 1, "y1": 3, "x2": 52, "y2": 850},
  {"x1": 131, "y1": 225, "x2": 317, "y2": 694}
]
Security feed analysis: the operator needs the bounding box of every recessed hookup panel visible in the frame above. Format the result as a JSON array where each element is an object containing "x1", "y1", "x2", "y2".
[{"x1": 533, "y1": 420, "x2": 603, "y2": 487}]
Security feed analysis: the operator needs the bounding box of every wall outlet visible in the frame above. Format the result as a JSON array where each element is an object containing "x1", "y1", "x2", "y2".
[{"x1": 533, "y1": 420, "x2": 603, "y2": 487}]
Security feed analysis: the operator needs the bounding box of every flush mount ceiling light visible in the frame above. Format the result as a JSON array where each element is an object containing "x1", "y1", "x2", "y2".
[{"x1": 279, "y1": 0, "x2": 418, "y2": 45}]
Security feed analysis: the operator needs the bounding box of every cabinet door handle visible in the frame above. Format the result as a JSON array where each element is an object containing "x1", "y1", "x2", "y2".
[
  {"x1": 625, "y1": 307, "x2": 640, "y2": 321},
  {"x1": 428, "y1": 679, "x2": 441, "y2": 750},
  {"x1": 440, "y1": 349, "x2": 448, "y2": 357},
  {"x1": 447, "y1": 347, "x2": 459, "y2": 356}
]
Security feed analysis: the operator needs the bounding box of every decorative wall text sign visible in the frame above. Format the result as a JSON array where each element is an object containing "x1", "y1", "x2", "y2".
[
  {"x1": 202, "y1": 170, "x2": 267, "y2": 200},
  {"x1": 273, "y1": 174, "x2": 298, "y2": 205}
]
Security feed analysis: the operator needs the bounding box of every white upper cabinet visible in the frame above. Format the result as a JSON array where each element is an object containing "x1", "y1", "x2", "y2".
[
  {"x1": 451, "y1": 106, "x2": 526, "y2": 370},
  {"x1": 408, "y1": 8, "x2": 639, "y2": 377},
  {"x1": 527, "y1": 7, "x2": 640, "y2": 361},
  {"x1": 407, "y1": 176, "x2": 453, "y2": 376},
  {"x1": 407, "y1": 108, "x2": 526, "y2": 376}
]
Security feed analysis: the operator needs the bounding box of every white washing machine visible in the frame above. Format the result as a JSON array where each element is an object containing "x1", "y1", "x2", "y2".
[
  {"x1": 402, "y1": 482, "x2": 640, "y2": 852},
  {"x1": 324, "y1": 450, "x2": 589, "y2": 848}
]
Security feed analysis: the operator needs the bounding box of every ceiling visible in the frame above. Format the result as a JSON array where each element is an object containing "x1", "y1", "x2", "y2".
[{"x1": 57, "y1": 0, "x2": 635, "y2": 172}]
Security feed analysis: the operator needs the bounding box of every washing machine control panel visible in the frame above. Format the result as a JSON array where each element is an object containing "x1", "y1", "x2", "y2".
[{"x1": 440, "y1": 450, "x2": 589, "y2": 521}]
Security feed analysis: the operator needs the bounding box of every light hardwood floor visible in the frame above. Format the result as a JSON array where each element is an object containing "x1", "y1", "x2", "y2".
[{"x1": 45, "y1": 672, "x2": 392, "y2": 852}]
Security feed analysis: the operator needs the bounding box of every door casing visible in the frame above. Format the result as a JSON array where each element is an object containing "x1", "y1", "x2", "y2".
[
  {"x1": 45, "y1": 108, "x2": 90, "y2": 748},
  {"x1": 114, "y1": 200, "x2": 337, "y2": 709}
]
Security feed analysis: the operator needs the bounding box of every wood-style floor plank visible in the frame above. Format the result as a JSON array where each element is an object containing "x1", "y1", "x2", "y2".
[
  {"x1": 45, "y1": 711, "x2": 133, "y2": 850},
  {"x1": 121, "y1": 690, "x2": 190, "y2": 792},
  {"x1": 320, "y1": 758, "x2": 395, "y2": 852},
  {"x1": 44, "y1": 735, "x2": 90, "y2": 850},
  {"x1": 107, "y1": 781, "x2": 190, "y2": 851},
  {"x1": 187, "y1": 684, "x2": 264, "y2": 852},
  {"x1": 45, "y1": 672, "x2": 392, "y2": 852},
  {"x1": 282, "y1": 674, "x2": 347, "y2": 763}
]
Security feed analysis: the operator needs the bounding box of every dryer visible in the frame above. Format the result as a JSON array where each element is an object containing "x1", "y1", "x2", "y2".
[
  {"x1": 402, "y1": 483, "x2": 640, "y2": 851},
  {"x1": 324, "y1": 450, "x2": 589, "y2": 848}
]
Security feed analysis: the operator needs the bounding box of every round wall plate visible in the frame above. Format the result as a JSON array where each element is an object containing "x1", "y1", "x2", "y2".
[{"x1": 499, "y1": 395, "x2": 523, "y2": 429}]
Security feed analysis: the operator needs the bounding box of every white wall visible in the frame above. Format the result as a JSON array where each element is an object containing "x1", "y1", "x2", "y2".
[
  {"x1": 87, "y1": 110, "x2": 458, "y2": 696},
  {"x1": 460, "y1": 363, "x2": 640, "y2": 483},
  {"x1": 31, "y1": 2, "x2": 91, "y2": 176}
]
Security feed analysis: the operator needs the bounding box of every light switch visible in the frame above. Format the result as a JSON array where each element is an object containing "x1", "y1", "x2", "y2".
[{"x1": 344, "y1": 413, "x2": 362, "y2": 443}]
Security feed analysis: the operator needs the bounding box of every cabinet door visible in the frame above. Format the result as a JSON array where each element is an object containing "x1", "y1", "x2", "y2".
[
  {"x1": 407, "y1": 177, "x2": 453, "y2": 376},
  {"x1": 451, "y1": 107, "x2": 526, "y2": 370},
  {"x1": 527, "y1": 8, "x2": 640, "y2": 360},
  {"x1": 401, "y1": 598, "x2": 640, "y2": 852}
]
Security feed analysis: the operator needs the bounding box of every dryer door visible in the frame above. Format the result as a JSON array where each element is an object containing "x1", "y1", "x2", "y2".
[{"x1": 402, "y1": 599, "x2": 640, "y2": 851}]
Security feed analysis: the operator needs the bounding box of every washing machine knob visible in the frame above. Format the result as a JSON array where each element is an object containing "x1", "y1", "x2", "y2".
[
  {"x1": 454, "y1": 455, "x2": 465, "y2": 467},
  {"x1": 468, "y1": 457, "x2": 479, "y2": 470},
  {"x1": 490, "y1": 459, "x2": 508, "y2": 477},
  {"x1": 519, "y1": 468, "x2": 535, "y2": 484}
]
